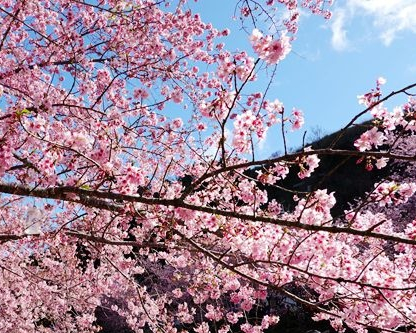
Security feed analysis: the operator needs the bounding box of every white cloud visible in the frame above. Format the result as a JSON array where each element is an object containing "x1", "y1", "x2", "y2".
[
  {"x1": 330, "y1": 9, "x2": 349, "y2": 51},
  {"x1": 330, "y1": 0, "x2": 416, "y2": 49}
]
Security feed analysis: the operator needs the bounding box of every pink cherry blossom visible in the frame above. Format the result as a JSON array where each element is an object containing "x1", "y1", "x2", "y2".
[
  {"x1": 290, "y1": 108, "x2": 305, "y2": 130},
  {"x1": 250, "y1": 29, "x2": 292, "y2": 65},
  {"x1": 2, "y1": 1, "x2": 416, "y2": 333},
  {"x1": 354, "y1": 127, "x2": 387, "y2": 151}
]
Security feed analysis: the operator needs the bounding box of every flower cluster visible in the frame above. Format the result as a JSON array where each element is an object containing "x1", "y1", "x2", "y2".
[
  {"x1": 296, "y1": 148, "x2": 320, "y2": 179},
  {"x1": 250, "y1": 29, "x2": 291, "y2": 65},
  {"x1": 354, "y1": 127, "x2": 387, "y2": 152},
  {"x1": 232, "y1": 109, "x2": 265, "y2": 153},
  {"x1": 294, "y1": 189, "x2": 336, "y2": 224},
  {"x1": 256, "y1": 162, "x2": 289, "y2": 185},
  {"x1": 217, "y1": 52, "x2": 256, "y2": 84},
  {"x1": 290, "y1": 108, "x2": 304, "y2": 130},
  {"x1": 357, "y1": 77, "x2": 386, "y2": 107},
  {"x1": 371, "y1": 181, "x2": 416, "y2": 206},
  {"x1": 0, "y1": 144, "x2": 13, "y2": 177}
]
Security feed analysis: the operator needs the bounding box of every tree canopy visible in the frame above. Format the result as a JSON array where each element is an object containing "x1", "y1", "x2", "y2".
[{"x1": 1, "y1": 1, "x2": 416, "y2": 332}]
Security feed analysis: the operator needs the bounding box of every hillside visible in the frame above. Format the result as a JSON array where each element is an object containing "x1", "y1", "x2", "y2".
[{"x1": 247, "y1": 122, "x2": 394, "y2": 217}]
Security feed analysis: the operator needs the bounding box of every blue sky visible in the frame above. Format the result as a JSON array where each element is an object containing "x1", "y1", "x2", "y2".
[{"x1": 187, "y1": 0, "x2": 416, "y2": 158}]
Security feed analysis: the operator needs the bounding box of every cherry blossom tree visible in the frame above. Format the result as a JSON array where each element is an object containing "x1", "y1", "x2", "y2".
[{"x1": 1, "y1": 1, "x2": 416, "y2": 332}]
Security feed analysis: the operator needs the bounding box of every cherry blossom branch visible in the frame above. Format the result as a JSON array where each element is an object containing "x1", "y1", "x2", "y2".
[
  {"x1": 175, "y1": 230, "x2": 407, "y2": 333},
  {"x1": 1, "y1": 183, "x2": 416, "y2": 246},
  {"x1": 0, "y1": 8, "x2": 19, "y2": 51},
  {"x1": 231, "y1": 257, "x2": 416, "y2": 291},
  {"x1": 65, "y1": 230, "x2": 169, "y2": 250},
  {"x1": 0, "y1": 6, "x2": 58, "y2": 45},
  {"x1": 174, "y1": 229, "x2": 343, "y2": 316},
  {"x1": 181, "y1": 148, "x2": 416, "y2": 198},
  {"x1": 330, "y1": 82, "x2": 416, "y2": 148},
  {"x1": 0, "y1": 230, "x2": 168, "y2": 250}
]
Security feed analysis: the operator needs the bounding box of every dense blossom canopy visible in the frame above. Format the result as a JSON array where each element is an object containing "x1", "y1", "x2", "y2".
[{"x1": 1, "y1": 0, "x2": 416, "y2": 332}]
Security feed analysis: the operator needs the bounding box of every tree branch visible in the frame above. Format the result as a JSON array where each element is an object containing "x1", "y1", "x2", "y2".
[{"x1": 1, "y1": 182, "x2": 415, "y2": 246}]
